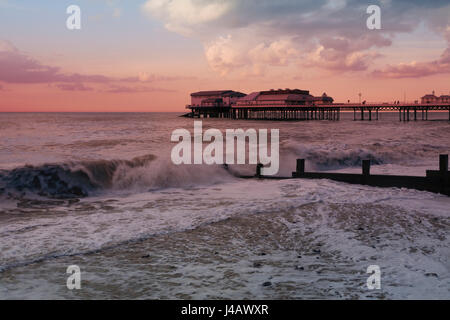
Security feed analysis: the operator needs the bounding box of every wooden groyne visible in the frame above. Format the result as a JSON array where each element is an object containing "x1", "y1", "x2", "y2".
[
  {"x1": 290, "y1": 155, "x2": 450, "y2": 196},
  {"x1": 244, "y1": 155, "x2": 450, "y2": 196}
]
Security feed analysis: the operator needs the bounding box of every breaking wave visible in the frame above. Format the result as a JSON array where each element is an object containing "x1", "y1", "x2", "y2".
[
  {"x1": 0, "y1": 140, "x2": 440, "y2": 199},
  {"x1": 0, "y1": 154, "x2": 240, "y2": 199},
  {"x1": 0, "y1": 155, "x2": 157, "y2": 198}
]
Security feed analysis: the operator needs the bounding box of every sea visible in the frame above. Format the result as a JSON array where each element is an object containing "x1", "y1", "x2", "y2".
[{"x1": 0, "y1": 112, "x2": 449, "y2": 299}]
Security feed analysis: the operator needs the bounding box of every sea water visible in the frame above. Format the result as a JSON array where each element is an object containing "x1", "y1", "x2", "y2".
[{"x1": 0, "y1": 112, "x2": 449, "y2": 299}]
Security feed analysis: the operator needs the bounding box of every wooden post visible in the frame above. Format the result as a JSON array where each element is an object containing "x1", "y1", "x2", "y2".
[
  {"x1": 256, "y1": 163, "x2": 263, "y2": 177},
  {"x1": 296, "y1": 159, "x2": 305, "y2": 176},
  {"x1": 440, "y1": 154, "x2": 448, "y2": 175},
  {"x1": 362, "y1": 160, "x2": 371, "y2": 176}
]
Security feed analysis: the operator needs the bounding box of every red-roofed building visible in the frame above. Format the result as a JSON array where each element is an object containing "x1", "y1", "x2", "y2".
[
  {"x1": 234, "y1": 89, "x2": 334, "y2": 107},
  {"x1": 190, "y1": 90, "x2": 246, "y2": 107},
  {"x1": 421, "y1": 91, "x2": 450, "y2": 104}
]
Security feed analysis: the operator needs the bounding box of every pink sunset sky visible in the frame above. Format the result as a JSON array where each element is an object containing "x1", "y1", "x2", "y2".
[{"x1": 0, "y1": 0, "x2": 450, "y2": 112}]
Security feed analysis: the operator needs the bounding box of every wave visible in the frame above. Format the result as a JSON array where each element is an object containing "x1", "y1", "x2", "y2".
[
  {"x1": 1, "y1": 139, "x2": 439, "y2": 199},
  {"x1": 0, "y1": 154, "x2": 241, "y2": 199},
  {"x1": 0, "y1": 155, "x2": 156, "y2": 198},
  {"x1": 281, "y1": 142, "x2": 388, "y2": 171}
]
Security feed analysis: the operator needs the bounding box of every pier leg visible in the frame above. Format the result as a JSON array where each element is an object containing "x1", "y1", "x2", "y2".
[
  {"x1": 354, "y1": 108, "x2": 356, "y2": 121},
  {"x1": 361, "y1": 108, "x2": 364, "y2": 121},
  {"x1": 369, "y1": 109, "x2": 372, "y2": 121},
  {"x1": 414, "y1": 108, "x2": 417, "y2": 121},
  {"x1": 399, "y1": 108, "x2": 402, "y2": 121},
  {"x1": 376, "y1": 108, "x2": 379, "y2": 120}
]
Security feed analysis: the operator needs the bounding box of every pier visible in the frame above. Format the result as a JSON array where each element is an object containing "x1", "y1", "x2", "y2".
[{"x1": 185, "y1": 103, "x2": 450, "y2": 121}]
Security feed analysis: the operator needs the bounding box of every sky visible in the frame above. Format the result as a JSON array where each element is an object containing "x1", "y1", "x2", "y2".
[{"x1": 0, "y1": 0, "x2": 449, "y2": 112}]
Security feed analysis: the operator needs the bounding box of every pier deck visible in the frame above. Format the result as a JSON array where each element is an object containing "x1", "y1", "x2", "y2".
[{"x1": 185, "y1": 103, "x2": 450, "y2": 121}]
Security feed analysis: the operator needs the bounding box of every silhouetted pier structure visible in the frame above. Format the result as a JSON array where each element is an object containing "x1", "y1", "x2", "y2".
[
  {"x1": 185, "y1": 103, "x2": 450, "y2": 121},
  {"x1": 343, "y1": 103, "x2": 450, "y2": 121},
  {"x1": 186, "y1": 105, "x2": 341, "y2": 121}
]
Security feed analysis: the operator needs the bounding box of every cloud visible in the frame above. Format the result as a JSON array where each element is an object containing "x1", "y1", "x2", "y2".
[
  {"x1": 112, "y1": 8, "x2": 121, "y2": 18},
  {"x1": 56, "y1": 83, "x2": 94, "y2": 92},
  {"x1": 0, "y1": 40, "x2": 185, "y2": 91},
  {"x1": 143, "y1": 0, "x2": 450, "y2": 77},
  {"x1": 305, "y1": 34, "x2": 389, "y2": 71},
  {"x1": 142, "y1": 0, "x2": 232, "y2": 35},
  {"x1": 104, "y1": 85, "x2": 175, "y2": 93},
  {"x1": 204, "y1": 35, "x2": 299, "y2": 76},
  {"x1": 204, "y1": 35, "x2": 247, "y2": 76},
  {"x1": 372, "y1": 48, "x2": 450, "y2": 78},
  {"x1": 120, "y1": 73, "x2": 193, "y2": 83},
  {"x1": 371, "y1": 8, "x2": 450, "y2": 79},
  {"x1": 249, "y1": 39, "x2": 299, "y2": 67},
  {"x1": 0, "y1": 41, "x2": 111, "y2": 84}
]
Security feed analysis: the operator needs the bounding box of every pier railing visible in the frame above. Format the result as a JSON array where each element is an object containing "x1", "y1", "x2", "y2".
[{"x1": 185, "y1": 103, "x2": 450, "y2": 121}]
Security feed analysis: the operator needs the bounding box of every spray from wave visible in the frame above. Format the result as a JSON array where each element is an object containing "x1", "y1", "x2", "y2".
[
  {"x1": 0, "y1": 155, "x2": 156, "y2": 198},
  {"x1": 281, "y1": 142, "x2": 389, "y2": 171},
  {"x1": 0, "y1": 154, "x2": 240, "y2": 199},
  {"x1": 1, "y1": 139, "x2": 439, "y2": 199}
]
